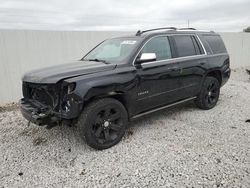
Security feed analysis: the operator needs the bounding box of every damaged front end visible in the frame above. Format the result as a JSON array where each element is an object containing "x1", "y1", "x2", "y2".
[{"x1": 20, "y1": 81, "x2": 83, "y2": 126}]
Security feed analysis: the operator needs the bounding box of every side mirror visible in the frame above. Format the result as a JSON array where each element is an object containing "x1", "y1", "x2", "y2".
[{"x1": 136, "y1": 53, "x2": 156, "y2": 64}]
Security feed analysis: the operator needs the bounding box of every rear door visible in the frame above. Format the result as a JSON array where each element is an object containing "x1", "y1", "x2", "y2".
[{"x1": 171, "y1": 34, "x2": 207, "y2": 98}]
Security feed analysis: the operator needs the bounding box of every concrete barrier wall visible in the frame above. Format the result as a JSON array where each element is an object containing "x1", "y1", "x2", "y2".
[
  {"x1": 0, "y1": 30, "x2": 132, "y2": 104},
  {"x1": 0, "y1": 30, "x2": 249, "y2": 104},
  {"x1": 220, "y1": 33, "x2": 250, "y2": 68}
]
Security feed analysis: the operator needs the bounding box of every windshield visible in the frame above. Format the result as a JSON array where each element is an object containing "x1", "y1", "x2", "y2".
[{"x1": 83, "y1": 38, "x2": 140, "y2": 63}]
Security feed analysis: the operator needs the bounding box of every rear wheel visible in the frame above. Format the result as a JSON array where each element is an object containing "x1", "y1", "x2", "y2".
[
  {"x1": 77, "y1": 98, "x2": 128, "y2": 150},
  {"x1": 195, "y1": 76, "x2": 220, "y2": 110}
]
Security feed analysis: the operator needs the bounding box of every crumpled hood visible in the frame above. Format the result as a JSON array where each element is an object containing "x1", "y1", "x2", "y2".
[{"x1": 22, "y1": 60, "x2": 117, "y2": 84}]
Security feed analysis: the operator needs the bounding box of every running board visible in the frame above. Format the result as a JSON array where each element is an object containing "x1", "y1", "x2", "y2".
[{"x1": 131, "y1": 97, "x2": 197, "y2": 120}]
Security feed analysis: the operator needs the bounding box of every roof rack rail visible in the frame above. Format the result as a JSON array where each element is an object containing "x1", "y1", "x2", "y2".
[
  {"x1": 178, "y1": 28, "x2": 196, "y2": 30},
  {"x1": 135, "y1": 27, "x2": 215, "y2": 36},
  {"x1": 135, "y1": 27, "x2": 177, "y2": 36},
  {"x1": 178, "y1": 28, "x2": 215, "y2": 33}
]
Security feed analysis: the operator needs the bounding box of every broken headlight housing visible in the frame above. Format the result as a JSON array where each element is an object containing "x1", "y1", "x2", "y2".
[
  {"x1": 61, "y1": 82, "x2": 80, "y2": 115},
  {"x1": 66, "y1": 83, "x2": 76, "y2": 94}
]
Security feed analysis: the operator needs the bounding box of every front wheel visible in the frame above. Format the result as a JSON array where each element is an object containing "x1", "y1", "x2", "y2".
[
  {"x1": 77, "y1": 98, "x2": 128, "y2": 150},
  {"x1": 195, "y1": 76, "x2": 220, "y2": 110}
]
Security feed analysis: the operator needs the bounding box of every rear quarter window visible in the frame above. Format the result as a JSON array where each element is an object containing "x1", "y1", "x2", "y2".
[{"x1": 203, "y1": 35, "x2": 227, "y2": 54}]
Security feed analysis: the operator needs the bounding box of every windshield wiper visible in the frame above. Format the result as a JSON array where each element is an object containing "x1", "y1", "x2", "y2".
[{"x1": 83, "y1": 58, "x2": 111, "y2": 64}]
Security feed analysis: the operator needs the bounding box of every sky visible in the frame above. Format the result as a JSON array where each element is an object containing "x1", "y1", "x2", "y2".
[{"x1": 0, "y1": 0, "x2": 249, "y2": 32}]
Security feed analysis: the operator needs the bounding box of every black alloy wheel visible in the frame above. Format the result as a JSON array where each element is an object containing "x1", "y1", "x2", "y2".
[
  {"x1": 92, "y1": 106, "x2": 124, "y2": 145},
  {"x1": 205, "y1": 80, "x2": 219, "y2": 106},
  {"x1": 195, "y1": 76, "x2": 220, "y2": 110},
  {"x1": 77, "y1": 98, "x2": 127, "y2": 150}
]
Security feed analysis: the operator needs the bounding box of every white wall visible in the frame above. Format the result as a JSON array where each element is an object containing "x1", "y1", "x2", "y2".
[
  {"x1": 0, "y1": 30, "x2": 132, "y2": 104},
  {"x1": 220, "y1": 33, "x2": 250, "y2": 68},
  {"x1": 0, "y1": 30, "x2": 249, "y2": 104}
]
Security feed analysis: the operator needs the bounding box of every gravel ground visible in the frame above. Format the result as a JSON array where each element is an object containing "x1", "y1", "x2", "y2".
[{"x1": 0, "y1": 68, "x2": 250, "y2": 188}]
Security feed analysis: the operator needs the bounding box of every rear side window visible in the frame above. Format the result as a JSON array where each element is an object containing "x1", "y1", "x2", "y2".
[
  {"x1": 141, "y1": 36, "x2": 172, "y2": 61},
  {"x1": 173, "y1": 35, "x2": 197, "y2": 57},
  {"x1": 203, "y1": 35, "x2": 227, "y2": 54}
]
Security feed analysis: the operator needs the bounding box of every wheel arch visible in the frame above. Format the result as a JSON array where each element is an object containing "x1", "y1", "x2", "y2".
[
  {"x1": 205, "y1": 70, "x2": 222, "y2": 86},
  {"x1": 83, "y1": 90, "x2": 130, "y2": 115}
]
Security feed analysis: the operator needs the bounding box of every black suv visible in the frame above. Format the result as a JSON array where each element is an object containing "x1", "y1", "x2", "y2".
[{"x1": 20, "y1": 27, "x2": 231, "y2": 150}]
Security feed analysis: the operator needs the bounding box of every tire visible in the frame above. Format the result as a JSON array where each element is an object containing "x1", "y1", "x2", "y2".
[
  {"x1": 195, "y1": 76, "x2": 220, "y2": 110},
  {"x1": 77, "y1": 98, "x2": 128, "y2": 150}
]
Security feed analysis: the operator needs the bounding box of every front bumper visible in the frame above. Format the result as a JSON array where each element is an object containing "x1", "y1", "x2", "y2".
[{"x1": 20, "y1": 98, "x2": 59, "y2": 126}]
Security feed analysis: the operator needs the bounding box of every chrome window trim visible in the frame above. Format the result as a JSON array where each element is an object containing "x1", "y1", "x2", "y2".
[
  {"x1": 196, "y1": 35, "x2": 207, "y2": 55},
  {"x1": 141, "y1": 54, "x2": 206, "y2": 67},
  {"x1": 132, "y1": 34, "x2": 207, "y2": 66},
  {"x1": 141, "y1": 52, "x2": 228, "y2": 68}
]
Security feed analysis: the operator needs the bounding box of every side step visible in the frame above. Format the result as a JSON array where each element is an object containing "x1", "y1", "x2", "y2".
[{"x1": 131, "y1": 97, "x2": 197, "y2": 120}]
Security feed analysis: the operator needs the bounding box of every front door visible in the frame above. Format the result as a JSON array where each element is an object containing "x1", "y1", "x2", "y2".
[{"x1": 134, "y1": 36, "x2": 183, "y2": 114}]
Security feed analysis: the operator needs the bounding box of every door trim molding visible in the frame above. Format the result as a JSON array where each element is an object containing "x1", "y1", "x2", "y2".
[
  {"x1": 131, "y1": 96, "x2": 197, "y2": 120},
  {"x1": 137, "y1": 84, "x2": 196, "y2": 101}
]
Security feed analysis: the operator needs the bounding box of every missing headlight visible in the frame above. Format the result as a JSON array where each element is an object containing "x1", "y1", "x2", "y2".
[
  {"x1": 67, "y1": 83, "x2": 76, "y2": 94},
  {"x1": 62, "y1": 100, "x2": 71, "y2": 113}
]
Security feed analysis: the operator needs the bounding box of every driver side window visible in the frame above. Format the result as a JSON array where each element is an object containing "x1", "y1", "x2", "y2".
[{"x1": 141, "y1": 36, "x2": 172, "y2": 61}]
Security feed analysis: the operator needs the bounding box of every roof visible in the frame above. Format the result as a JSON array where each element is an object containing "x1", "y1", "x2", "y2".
[{"x1": 109, "y1": 27, "x2": 218, "y2": 41}]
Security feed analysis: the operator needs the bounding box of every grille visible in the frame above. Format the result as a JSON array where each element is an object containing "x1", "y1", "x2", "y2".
[{"x1": 22, "y1": 82, "x2": 60, "y2": 109}]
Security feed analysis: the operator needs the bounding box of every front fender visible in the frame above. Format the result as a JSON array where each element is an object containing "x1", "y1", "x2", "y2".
[{"x1": 63, "y1": 66, "x2": 137, "y2": 117}]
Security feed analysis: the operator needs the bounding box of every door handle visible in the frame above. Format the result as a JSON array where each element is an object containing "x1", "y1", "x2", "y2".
[{"x1": 200, "y1": 62, "x2": 206, "y2": 65}]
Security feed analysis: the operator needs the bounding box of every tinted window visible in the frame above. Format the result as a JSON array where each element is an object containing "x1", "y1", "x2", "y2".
[
  {"x1": 141, "y1": 37, "x2": 172, "y2": 61},
  {"x1": 192, "y1": 37, "x2": 204, "y2": 55},
  {"x1": 174, "y1": 35, "x2": 197, "y2": 57},
  {"x1": 203, "y1": 35, "x2": 227, "y2": 54},
  {"x1": 199, "y1": 36, "x2": 213, "y2": 55}
]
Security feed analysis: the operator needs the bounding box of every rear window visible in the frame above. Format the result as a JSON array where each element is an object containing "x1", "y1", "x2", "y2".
[
  {"x1": 173, "y1": 36, "x2": 197, "y2": 57},
  {"x1": 203, "y1": 35, "x2": 227, "y2": 54}
]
